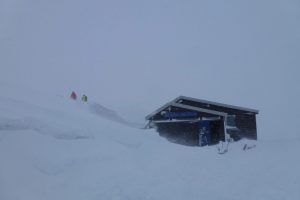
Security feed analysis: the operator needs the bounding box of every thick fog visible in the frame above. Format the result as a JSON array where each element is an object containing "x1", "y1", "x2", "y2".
[{"x1": 1, "y1": 0, "x2": 299, "y2": 139}]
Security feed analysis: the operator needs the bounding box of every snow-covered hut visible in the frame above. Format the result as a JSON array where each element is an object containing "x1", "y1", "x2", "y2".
[{"x1": 146, "y1": 96, "x2": 259, "y2": 146}]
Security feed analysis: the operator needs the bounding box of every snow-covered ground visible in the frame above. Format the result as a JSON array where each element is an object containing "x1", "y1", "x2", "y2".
[
  {"x1": 0, "y1": 84, "x2": 299, "y2": 200},
  {"x1": 1, "y1": 0, "x2": 300, "y2": 199}
]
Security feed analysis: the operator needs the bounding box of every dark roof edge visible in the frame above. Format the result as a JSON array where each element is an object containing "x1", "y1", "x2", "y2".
[
  {"x1": 172, "y1": 103, "x2": 227, "y2": 117},
  {"x1": 145, "y1": 97, "x2": 229, "y2": 120},
  {"x1": 146, "y1": 96, "x2": 259, "y2": 120},
  {"x1": 145, "y1": 97, "x2": 181, "y2": 120},
  {"x1": 178, "y1": 96, "x2": 259, "y2": 114}
]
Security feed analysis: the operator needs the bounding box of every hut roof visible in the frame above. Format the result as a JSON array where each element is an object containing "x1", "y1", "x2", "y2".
[{"x1": 146, "y1": 96, "x2": 259, "y2": 120}]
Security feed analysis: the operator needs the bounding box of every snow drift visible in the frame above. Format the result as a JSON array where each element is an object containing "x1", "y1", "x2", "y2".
[{"x1": 0, "y1": 84, "x2": 300, "y2": 200}]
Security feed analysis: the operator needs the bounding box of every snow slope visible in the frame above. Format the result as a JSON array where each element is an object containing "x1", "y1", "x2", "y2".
[
  {"x1": 1, "y1": 0, "x2": 300, "y2": 199},
  {"x1": 0, "y1": 84, "x2": 300, "y2": 200}
]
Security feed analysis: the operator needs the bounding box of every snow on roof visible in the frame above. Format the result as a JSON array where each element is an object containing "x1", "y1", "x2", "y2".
[{"x1": 146, "y1": 96, "x2": 259, "y2": 120}]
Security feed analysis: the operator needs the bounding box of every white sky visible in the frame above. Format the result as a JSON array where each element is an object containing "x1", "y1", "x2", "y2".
[{"x1": 1, "y1": 0, "x2": 300, "y2": 139}]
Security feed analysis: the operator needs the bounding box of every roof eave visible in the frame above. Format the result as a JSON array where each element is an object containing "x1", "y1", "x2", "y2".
[
  {"x1": 145, "y1": 96, "x2": 182, "y2": 120},
  {"x1": 178, "y1": 95, "x2": 259, "y2": 114}
]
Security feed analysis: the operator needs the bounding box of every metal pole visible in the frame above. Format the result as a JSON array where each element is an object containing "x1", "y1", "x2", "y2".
[{"x1": 224, "y1": 115, "x2": 230, "y2": 142}]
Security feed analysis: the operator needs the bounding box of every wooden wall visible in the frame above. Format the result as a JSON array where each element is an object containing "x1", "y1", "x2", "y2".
[{"x1": 235, "y1": 114, "x2": 257, "y2": 139}]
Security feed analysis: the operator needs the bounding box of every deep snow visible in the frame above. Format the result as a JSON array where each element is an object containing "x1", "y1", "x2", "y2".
[
  {"x1": 1, "y1": 0, "x2": 300, "y2": 199},
  {"x1": 0, "y1": 84, "x2": 300, "y2": 200}
]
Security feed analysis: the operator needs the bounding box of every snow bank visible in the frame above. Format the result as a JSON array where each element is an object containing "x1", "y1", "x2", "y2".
[{"x1": 0, "y1": 84, "x2": 300, "y2": 200}]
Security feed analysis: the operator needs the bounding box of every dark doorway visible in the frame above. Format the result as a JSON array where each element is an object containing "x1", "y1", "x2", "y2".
[{"x1": 203, "y1": 120, "x2": 224, "y2": 145}]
